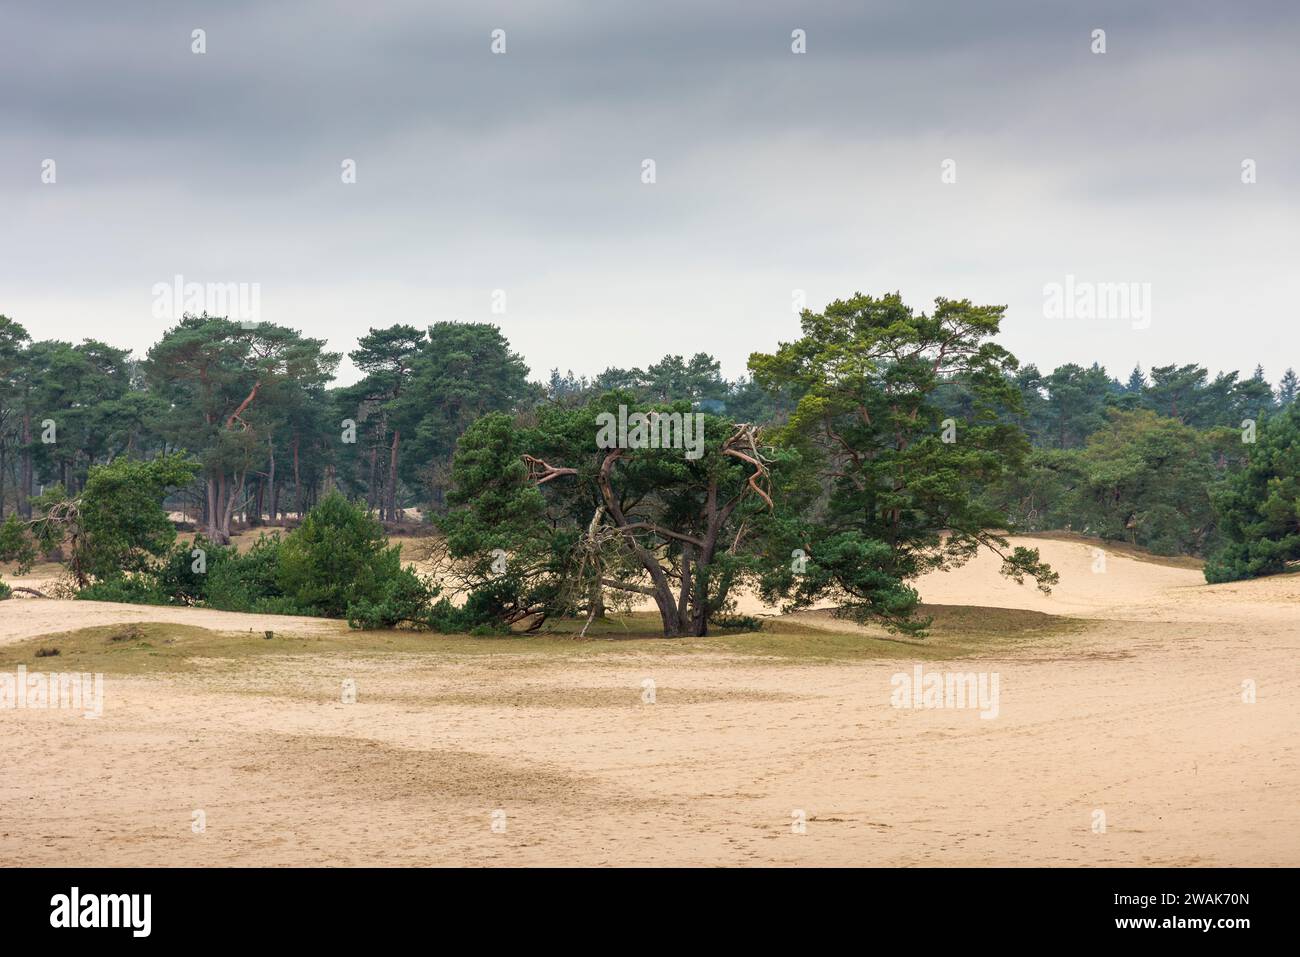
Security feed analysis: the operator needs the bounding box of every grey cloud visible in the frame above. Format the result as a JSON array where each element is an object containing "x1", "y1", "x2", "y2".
[{"x1": 2, "y1": 1, "x2": 1297, "y2": 384}]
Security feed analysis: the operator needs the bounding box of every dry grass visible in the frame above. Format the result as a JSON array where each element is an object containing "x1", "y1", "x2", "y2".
[{"x1": 0, "y1": 603, "x2": 1088, "y2": 676}]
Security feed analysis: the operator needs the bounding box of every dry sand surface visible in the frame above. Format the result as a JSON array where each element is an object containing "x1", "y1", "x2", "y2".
[{"x1": 1, "y1": 536, "x2": 1297, "y2": 866}]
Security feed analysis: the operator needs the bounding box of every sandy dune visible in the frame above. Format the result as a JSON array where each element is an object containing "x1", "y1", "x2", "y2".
[
  {"x1": 1, "y1": 535, "x2": 1297, "y2": 867},
  {"x1": 0, "y1": 600, "x2": 344, "y2": 647}
]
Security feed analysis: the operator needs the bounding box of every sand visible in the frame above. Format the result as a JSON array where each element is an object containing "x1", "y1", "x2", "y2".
[{"x1": 1, "y1": 535, "x2": 1296, "y2": 866}]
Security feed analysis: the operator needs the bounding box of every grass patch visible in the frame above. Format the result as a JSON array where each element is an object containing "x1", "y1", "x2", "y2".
[
  {"x1": 707, "y1": 604, "x2": 1087, "y2": 661},
  {"x1": 0, "y1": 622, "x2": 447, "y2": 675},
  {"x1": 0, "y1": 603, "x2": 1088, "y2": 675},
  {"x1": 531, "y1": 604, "x2": 1086, "y2": 660}
]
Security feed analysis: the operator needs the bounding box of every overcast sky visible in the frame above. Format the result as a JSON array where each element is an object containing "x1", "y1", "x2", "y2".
[{"x1": 3, "y1": 0, "x2": 1297, "y2": 386}]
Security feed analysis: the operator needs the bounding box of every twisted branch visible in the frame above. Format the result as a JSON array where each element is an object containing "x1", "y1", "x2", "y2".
[
  {"x1": 523, "y1": 454, "x2": 578, "y2": 485},
  {"x1": 721, "y1": 423, "x2": 774, "y2": 509}
]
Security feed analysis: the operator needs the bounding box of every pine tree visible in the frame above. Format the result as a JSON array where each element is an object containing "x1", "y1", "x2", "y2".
[
  {"x1": 1277, "y1": 368, "x2": 1298, "y2": 406},
  {"x1": 1205, "y1": 401, "x2": 1300, "y2": 582}
]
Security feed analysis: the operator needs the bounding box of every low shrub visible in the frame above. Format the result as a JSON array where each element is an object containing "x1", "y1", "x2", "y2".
[
  {"x1": 205, "y1": 534, "x2": 287, "y2": 612},
  {"x1": 71, "y1": 493, "x2": 442, "y2": 629},
  {"x1": 77, "y1": 575, "x2": 170, "y2": 605}
]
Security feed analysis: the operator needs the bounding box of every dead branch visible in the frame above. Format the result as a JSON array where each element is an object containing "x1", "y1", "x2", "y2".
[
  {"x1": 721, "y1": 423, "x2": 774, "y2": 509},
  {"x1": 523, "y1": 454, "x2": 578, "y2": 485},
  {"x1": 728, "y1": 519, "x2": 748, "y2": 555}
]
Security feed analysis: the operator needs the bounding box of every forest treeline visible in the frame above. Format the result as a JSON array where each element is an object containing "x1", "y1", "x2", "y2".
[
  {"x1": 1, "y1": 296, "x2": 1297, "y2": 634},
  {"x1": 0, "y1": 309, "x2": 1292, "y2": 551}
]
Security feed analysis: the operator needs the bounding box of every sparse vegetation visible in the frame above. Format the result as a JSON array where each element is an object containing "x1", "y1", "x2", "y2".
[{"x1": 0, "y1": 604, "x2": 1087, "y2": 676}]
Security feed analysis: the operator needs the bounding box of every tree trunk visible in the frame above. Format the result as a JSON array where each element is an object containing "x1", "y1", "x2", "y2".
[
  {"x1": 204, "y1": 472, "x2": 241, "y2": 545},
  {"x1": 386, "y1": 429, "x2": 401, "y2": 522},
  {"x1": 367, "y1": 444, "x2": 379, "y2": 512},
  {"x1": 205, "y1": 476, "x2": 222, "y2": 542},
  {"x1": 677, "y1": 546, "x2": 694, "y2": 634},
  {"x1": 292, "y1": 435, "x2": 303, "y2": 519},
  {"x1": 221, "y1": 472, "x2": 245, "y2": 541},
  {"x1": 19, "y1": 414, "x2": 32, "y2": 519},
  {"x1": 268, "y1": 438, "x2": 278, "y2": 523},
  {"x1": 587, "y1": 574, "x2": 605, "y2": 620},
  {"x1": 596, "y1": 450, "x2": 684, "y2": 636}
]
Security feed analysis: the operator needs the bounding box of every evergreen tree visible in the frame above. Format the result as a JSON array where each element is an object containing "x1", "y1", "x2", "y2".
[
  {"x1": 749, "y1": 292, "x2": 1056, "y2": 633},
  {"x1": 1204, "y1": 402, "x2": 1300, "y2": 582},
  {"x1": 1277, "y1": 368, "x2": 1298, "y2": 406}
]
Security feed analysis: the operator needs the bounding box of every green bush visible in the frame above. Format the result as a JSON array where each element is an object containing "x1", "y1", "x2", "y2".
[
  {"x1": 69, "y1": 492, "x2": 440, "y2": 628},
  {"x1": 77, "y1": 575, "x2": 170, "y2": 605},
  {"x1": 345, "y1": 560, "x2": 438, "y2": 629},
  {"x1": 422, "y1": 595, "x2": 505, "y2": 635},
  {"x1": 205, "y1": 533, "x2": 288, "y2": 612},
  {"x1": 49, "y1": 453, "x2": 199, "y2": 584},
  {"x1": 246, "y1": 595, "x2": 310, "y2": 616},
  {"x1": 0, "y1": 580, "x2": 12, "y2": 601},
  {"x1": 144, "y1": 533, "x2": 299, "y2": 613},
  {"x1": 0, "y1": 514, "x2": 37, "y2": 573},
  {"x1": 151, "y1": 536, "x2": 229, "y2": 605},
  {"x1": 277, "y1": 493, "x2": 438, "y2": 622}
]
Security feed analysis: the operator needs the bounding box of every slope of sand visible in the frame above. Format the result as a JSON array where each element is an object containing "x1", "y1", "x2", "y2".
[
  {"x1": 2, "y1": 535, "x2": 1297, "y2": 867},
  {"x1": 0, "y1": 600, "x2": 344, "y2": 646}
]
